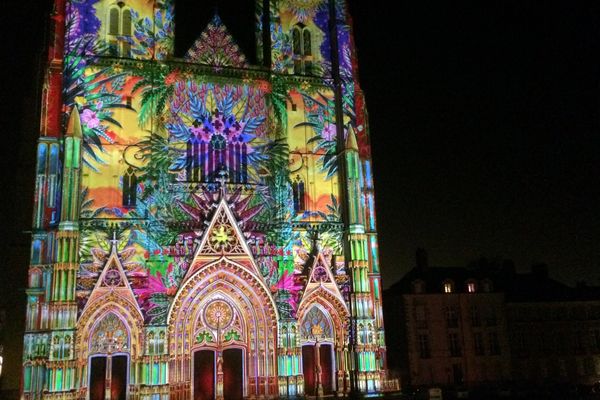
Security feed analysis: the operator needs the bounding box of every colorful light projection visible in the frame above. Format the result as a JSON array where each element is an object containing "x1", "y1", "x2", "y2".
[{"x1": 22, "y1": 0, "x2": 391, "y2": 398}]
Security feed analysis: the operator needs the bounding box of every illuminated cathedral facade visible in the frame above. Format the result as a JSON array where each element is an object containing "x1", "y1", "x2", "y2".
[{"x1": 22, "y1": 1, "x2": 388, "y2": 399}]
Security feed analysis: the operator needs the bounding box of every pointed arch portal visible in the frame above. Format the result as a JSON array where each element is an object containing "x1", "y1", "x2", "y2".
[
  {"x1": 300, "y1": 305, "x2": 336, "y2": 396},
  {"x1": 168, "y1": 257, "x2": 279, "y2": 399},
  {"x1": 88, "y1": 312, "x2": 131, "y2": 400}
]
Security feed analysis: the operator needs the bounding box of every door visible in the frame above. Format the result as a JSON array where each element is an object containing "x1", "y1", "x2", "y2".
[
  {"x1": 111, "y1": 355, "x2": 128, "y2": 400},
  {"x1": 302, "y1": 345, "x2": 316, "y2": 396},
  {"x1": 89, "y1": 356, "x2": 107, "y2": 400},
  {"x1": 89, "y1": 355, "x2": 128, "y2": 400},
  {"x1": 319, "y1": 344, "x2": 333, "y2": 395},
  {"x1": 223, "y1": 348, "x2": 243, "y2": 400},
  {"x1": 194, "y1": 350, "x2": 215, "y2": 400}
]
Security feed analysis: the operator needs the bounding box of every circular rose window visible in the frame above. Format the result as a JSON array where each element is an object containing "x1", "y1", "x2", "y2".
[{"x1": 204, "y1": 300, "x2": 234, "y2": 330}]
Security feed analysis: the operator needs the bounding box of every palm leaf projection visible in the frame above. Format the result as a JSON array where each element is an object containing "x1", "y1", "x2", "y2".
[
  {"x1": 129, "y1": 64, "x2": 176, "y2": 129},
  {"x1": 63, "y1": 21, "x2": 133, "y2": 171},
  {"x1": 295, "y1": 91, "x2": 339, "y2": 178}
]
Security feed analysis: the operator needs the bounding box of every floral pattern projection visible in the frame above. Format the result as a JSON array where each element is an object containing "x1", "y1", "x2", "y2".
[{"x1": 68, "y1": 0, "x2": 348, "y2": 328}]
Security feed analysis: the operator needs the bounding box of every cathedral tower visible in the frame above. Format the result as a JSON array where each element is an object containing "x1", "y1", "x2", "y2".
[{"x1": 22, "y1": 1, "x2": 390, "y2": 399}]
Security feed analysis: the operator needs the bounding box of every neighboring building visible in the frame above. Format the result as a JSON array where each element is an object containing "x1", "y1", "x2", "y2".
[
  {"x1": 506, "y1": 267, "x2": 600, "y2": 386},
  {"x1": 384, "y1": 250, "x2": 511, "y2": 389},
  {"x1": 384, "y1": 250, "x2": 600, "y2": 391},
  {"x1": 22, "y1": 1, "x2": 387, "y2": 399}
]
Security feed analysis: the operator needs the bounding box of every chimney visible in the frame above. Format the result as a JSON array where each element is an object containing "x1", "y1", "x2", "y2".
[{"x1": 416, "y1": 248, "x2": 428, "y2": 270}]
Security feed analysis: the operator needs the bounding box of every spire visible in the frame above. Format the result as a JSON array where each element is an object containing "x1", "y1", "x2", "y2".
[
  {"x1": 345, "y1": 125, "x2": 359, "y2": 152},
  {"x1": 109, "y1": 230, "x2": 119, "y2": 252},
  {"x1": 66, "y1": 106, "x2": 83, "y2": 138}
]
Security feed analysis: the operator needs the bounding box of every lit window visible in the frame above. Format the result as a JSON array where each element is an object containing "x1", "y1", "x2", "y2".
[
  {"x1": 443, "y1": 281, "x2": 453, "y2": 293},
  {"x1": 467, "y1": 282, "x2": 476, "y2": 293}
]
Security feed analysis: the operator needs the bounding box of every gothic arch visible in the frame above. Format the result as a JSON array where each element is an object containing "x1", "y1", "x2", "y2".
[
  {"x1": 297, "y1": 287, "x2": 349, "y2": 346},
  {"x1": 167, "y1": 257, "x2": 279, "y2": 397},
  {"x1": 76, "y1": 292, "x2": 144, "y2": 359}
]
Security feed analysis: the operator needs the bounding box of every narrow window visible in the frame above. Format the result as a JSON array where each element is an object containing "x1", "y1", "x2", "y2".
[
  {"x1": 418, "y1": 334, "x2": 430, "y2": 359},
  {"x1": 485, "y1": 306, "x2": 497, "y2": 327},
  {"x1": 592, "y1": 329, "x2": 600, "y2": 352},
  {"x1": 107, "y1": 5, "x2": 132, "y2": 57},
  {"x1": 467, "y1": 282, "x2": 476, "y2": 293},
  {"x1": 443, "y1": 281, "x2": 453, "y2": 293},
  {"x1": 303, "y1": 29, "x2": 312, "y2": 56},
  {"x1": 109, "y1": 8, "x2": 120, "y2": 35},
  {"x1": 122, "y1": 167, "x2": 137, "y2": 208},
  {"x1": 448, "y1": 333, "x2": 461, "y2": 357},
  {"x1": 474, "y1": 332, "x2": 484, "y2": 356},
  {"x1": 292, "y1": 27, "x2": 302, "y2": 56},
  {"x1": 415, "y1": 305, "x2": 427, "y2": 328},
  {"x1": 488, "y1": 331, "x2": 500, "y2": 355},
  {"x1": 446, "y1": 306, "x2": 459, "y2": 328},
  {"x1": 452, "y1": 364, "x2": 463, "y2": 384},
  {"x1": 121, "y1": 8, "x2": 132, "y2": 36},
  {"x1": 292, "y1": 175, "x2": 305, "y2": 213},
  {"x1": 471, "y1": 305, "x2": 481, "y2": 327}
]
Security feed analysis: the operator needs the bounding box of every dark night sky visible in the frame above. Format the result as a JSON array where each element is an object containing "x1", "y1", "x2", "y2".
[{"x1": 2, "y1": 0, "x2": 600, "y2": 315}]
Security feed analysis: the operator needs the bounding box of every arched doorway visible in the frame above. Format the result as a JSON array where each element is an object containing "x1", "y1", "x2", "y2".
[
  {"x1": 88, "y1": 313, "x2": 131, "y2": 400},
  {"x1": 300, "y1": 306, "x2": 336, "y2": 396},
  {"x1": 192, "y1": 347, "x2": 244, "y2": 400},
  {"x1": 168, "y1": 259, "x2": 279, "y2": 400},
  {"x1": 192, "y1": 298, "x2": 246, "y2": 400}
]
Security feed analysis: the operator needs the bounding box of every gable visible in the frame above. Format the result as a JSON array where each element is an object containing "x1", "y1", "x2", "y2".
[
  {"x1": 183, "y1": 197, "x2": 263, "y2": 281},
  {"x1": 185, "y1": 14, "x2": 248, "y2": 68},
  {"x1": 85, "y1": 241, "x2": 140, "y2": 314},
  {"x1": 299, "y1": 251, "x2": 347, "y2": 312}
]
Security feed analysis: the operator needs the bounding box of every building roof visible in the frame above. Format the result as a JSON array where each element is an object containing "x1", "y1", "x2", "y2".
[{"x1": 386, "y1": 261, "x2": 600, "y2": 303}]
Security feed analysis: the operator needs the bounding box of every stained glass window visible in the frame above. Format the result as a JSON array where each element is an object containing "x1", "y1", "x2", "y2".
[
  {"x1": 301, "y1": 307, "x2": 333, "y2": 340},
  {"x1": 90, "y1": 313, "x2": 129, "y2": 354}
]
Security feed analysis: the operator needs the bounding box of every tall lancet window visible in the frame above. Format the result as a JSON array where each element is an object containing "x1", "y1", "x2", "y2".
[
  {"x1": 292, "y1": 27, "x2": 302, "y2": 56},
  {"x1": 122, "y1": 167, "x2": 137, "y2": 208},
  {"x1": 186, "y1": 113, "x2": 248, "y2": 184},
  {"x1": 292, "y1": 175, "x2": 305, "y2": 214},
  {"x1": 107, "y1": 3, "x2": 132, "y2": 57},
  {"x1": 292, "y1": 24, "x2": 313, "y2": 75}
]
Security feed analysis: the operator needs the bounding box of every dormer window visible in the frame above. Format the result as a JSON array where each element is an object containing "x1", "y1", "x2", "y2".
[
  {"x1": 107, "y1": 3, "x2": 132, "y2": 57},
  {"x1": 481, "y1": 279, "x2": 493, "y2": 293},
  {"x1": 292, "y1": 24, "x2": 313, "y2": 75},
  {"x1": 412, "y1": 280, "x2": 425, "y2": 294},
  {"x1": 466, "y1": 281, "x2": 476, "y2": 293},
  {"x1": 443, "y1": 280, "x2": 454, "y2": 293}
]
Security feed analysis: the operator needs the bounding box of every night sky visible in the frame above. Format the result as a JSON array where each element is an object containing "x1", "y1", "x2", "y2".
[
  {"x1": 3, "y1": 0, "x2": 600, "y2": 288},
  {"x1": 0, "y1": 1, "x2": 599, "y2": 386}
]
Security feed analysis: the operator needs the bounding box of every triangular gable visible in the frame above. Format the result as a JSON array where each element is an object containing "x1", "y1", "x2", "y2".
[
  {"x1": 184, "y1": 197, "x2": 261, "y2": 279},
  {"x1": 86, "y1": 242, "x2": 138, "y2": 308},
  {"x1": 308, "y1": 254, "x2": 335, "y2": 284},
  {"x1": 184, "y1": 14, "x2": 248, "y2": 68},
  {"x1": 301, "y1": 252, "x2": 347, "y2": 310}
]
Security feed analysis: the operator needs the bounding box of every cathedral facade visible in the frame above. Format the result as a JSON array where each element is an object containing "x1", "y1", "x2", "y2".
[{"x1": 22, "y1": 1, "x2": 387, "y2": 399}]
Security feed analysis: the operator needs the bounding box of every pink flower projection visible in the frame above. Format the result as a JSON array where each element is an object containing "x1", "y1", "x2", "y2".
[
  {"x1": 81, "y1": 108, "x2": 100, "y2": 129},
  {"x1": 321, "y1": 124, "x2": 336, "y2": 141}
]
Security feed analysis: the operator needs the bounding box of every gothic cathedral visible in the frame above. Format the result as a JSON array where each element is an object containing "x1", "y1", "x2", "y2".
[{"x1": 22, "y1": 1, "x2": 388, "y2": 399}]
